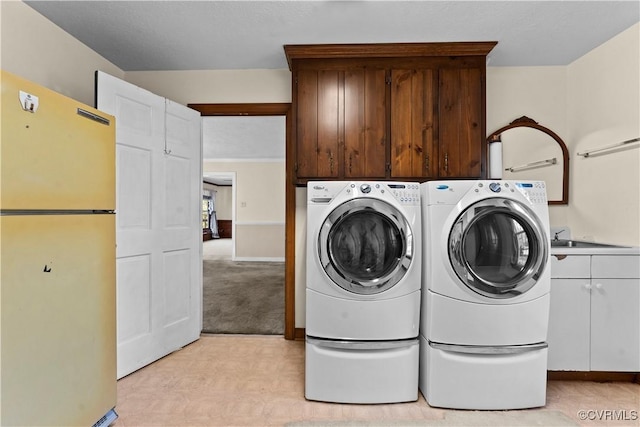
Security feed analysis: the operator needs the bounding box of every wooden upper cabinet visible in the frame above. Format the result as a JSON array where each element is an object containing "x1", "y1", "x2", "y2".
[
  {"x1": 438, "y1": 67, "x2": 484, "y2": 178},
  {"x1": 390, "y1": 69, "x2": 438, "y2": 178},
  {"x1": 344, "y1": 68, "x2": 386, "y2": 178},
  {"x1": 285, "y1": 42, "x2": 496, "y2": 183},
  {"x1": 294, "y1": 66, "x2": 387, "y2": 180},
  {"x1": 296, "y1": 69, "x2": 340, "y2": 178}
]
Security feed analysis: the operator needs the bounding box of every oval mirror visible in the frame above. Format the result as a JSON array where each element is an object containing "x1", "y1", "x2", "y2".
[{"x1": 488, "y1": 116, "x2": 569, "y2": 205}]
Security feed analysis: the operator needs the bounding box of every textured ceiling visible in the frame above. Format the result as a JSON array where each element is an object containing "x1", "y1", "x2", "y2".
[{"x1": 25, "y1": 1, "x2": 640, "y2": 71}]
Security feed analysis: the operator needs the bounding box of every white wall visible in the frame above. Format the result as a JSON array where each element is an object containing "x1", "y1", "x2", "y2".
[
  {"x1": 203, "y1": 160, "x2": 285, "y2": 261},
  {"x1": 0, "y1": 1, "x2": 124, "y2": 106},
  {"x1": 486, "y1": 66, "x2": 568, "y2": 226},
  {"x1": 486, "y1": 23, "x2": 640, "y2": 246},
  {"x1": 566, "y1": 23, "x2": 640, "y2": 246},
  {"x1": 124, "y1": 70, "x2": 291, "y2": 105}
]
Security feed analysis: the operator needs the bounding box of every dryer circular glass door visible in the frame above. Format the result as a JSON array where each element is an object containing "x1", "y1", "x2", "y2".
[
  {"x1": 448, "y1": 198, "x2": 548, "y2": 299},
  {"x1": 318, "y1": 198, "x2": 413, "y2": 295}
]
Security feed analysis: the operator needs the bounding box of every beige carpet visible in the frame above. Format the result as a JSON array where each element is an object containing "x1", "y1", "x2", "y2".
[{"x1": 202, "y1": 259, "x2": 285, "y2": 335}]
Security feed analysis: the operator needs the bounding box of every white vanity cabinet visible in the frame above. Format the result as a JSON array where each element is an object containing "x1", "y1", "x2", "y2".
[
  {"x1": 548, "y1": 255, "x2": 591, "y2": 370},
  {"x1": 548, "y1": 254, "x2": 640, "y2": 372},
  {"x1": 590, "y1": 256, "x2": 640, "y2": 371}
]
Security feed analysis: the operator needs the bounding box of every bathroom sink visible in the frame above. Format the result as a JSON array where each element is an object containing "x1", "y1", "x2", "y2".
[{"x1": 551, "y1": 239, "x2": 627, "y2": 248}]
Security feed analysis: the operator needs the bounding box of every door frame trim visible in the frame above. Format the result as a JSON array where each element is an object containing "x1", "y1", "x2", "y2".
[{"x1": 189, "y1": 103, "x2": 297, "y2": 340}]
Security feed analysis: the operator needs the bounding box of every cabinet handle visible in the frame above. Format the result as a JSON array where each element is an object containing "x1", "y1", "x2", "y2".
[
  {"x1": 584, "y1": 283, "x2": 592, "y2": 290},
  {"x1": 425, "y1": 154, "x2": 429, "y2": 173},
  {"x1": 349, "y1": 153, "x2": 353, "y2": 175},
  {"x1": 444, "y1": 153, "x2": 449, "y2": 173},
  {"x1": 595, "y1": 283, "x2": 603, "y2": 290}
]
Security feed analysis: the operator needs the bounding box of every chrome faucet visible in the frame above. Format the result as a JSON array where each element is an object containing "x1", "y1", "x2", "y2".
[{"x1": 553, "y1": 230, "x2": 565, "y2": 241}]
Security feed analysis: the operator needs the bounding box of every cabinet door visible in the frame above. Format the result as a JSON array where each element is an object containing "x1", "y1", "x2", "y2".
[
  {"x1": 590, "y1": 279, "x2": 640, "y2": 371},
  {"x1": 547, "y1": 279, "x2": 591, "y2": 371},
  {"x1": 438, "y1": 68, "x2": 483, "y2": 178},
  {"x1": 390, "y1": 69, "x2": 437, "y2": 178},
  {"x1": 344, "y1": 68, "x2": 387, "y2": 178},
  {"x1": 296, "y1": 69, "x2": 340, "y2": 178}
]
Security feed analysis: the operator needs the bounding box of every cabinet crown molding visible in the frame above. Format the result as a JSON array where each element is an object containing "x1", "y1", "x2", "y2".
[{"x1": 284, "y1": 42, "x2": 497, "y2": 70}]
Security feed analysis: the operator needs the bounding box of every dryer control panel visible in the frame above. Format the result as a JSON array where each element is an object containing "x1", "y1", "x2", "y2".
[
  {"x1": 480, "y1": 181, "x2": 547, "y2": 204},
  {"x1": 513, "y1": 181, "x2": 548, "y2": 205}
]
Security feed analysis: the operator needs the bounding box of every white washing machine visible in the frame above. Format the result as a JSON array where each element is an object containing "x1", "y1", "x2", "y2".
[
  {"x1": 419, "y1": 180, "x2": 551, "y2": 410},
  {"x1": 306, "y1": 181, "x2": 421, "y2": 404}
]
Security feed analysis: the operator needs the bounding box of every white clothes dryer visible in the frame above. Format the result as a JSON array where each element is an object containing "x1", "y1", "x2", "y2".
[
  {"x1": 419, "y1": 180, "x2": 551, "y2": 410},
  {"x1": 305, "y1": 181, "x2": 421, "y2": 404}
]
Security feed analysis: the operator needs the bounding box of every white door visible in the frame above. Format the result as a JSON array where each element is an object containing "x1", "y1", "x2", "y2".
[{"x1": 96, "y1": 71, "x2": 202, "y2": 378}]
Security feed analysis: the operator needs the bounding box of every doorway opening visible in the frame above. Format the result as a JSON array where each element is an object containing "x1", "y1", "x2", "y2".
[{"x1": 191, "y1": 103, "x2": 293, "y2": 338}]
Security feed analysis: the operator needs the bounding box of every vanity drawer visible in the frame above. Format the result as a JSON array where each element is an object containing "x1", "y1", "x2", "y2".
[
  {"x1": 550, "y1": 255, "x2": 590, "y2": 278},
  {"x1": 591, "y1": 255, "x2": 640, "y2": 278}
]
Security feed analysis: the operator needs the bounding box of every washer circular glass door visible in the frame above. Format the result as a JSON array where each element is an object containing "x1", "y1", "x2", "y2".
[
  {"x1": 318, "y1": 198, "x2": 413, "y2": 295},
  {"x1": 448, "y1": 198, "x2": 548, "y2": 299}
]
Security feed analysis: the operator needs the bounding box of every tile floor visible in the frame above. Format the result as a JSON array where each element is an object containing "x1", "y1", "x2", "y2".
[{"x1": 113, "y1": 335, "x2": 639, "y2": 427}]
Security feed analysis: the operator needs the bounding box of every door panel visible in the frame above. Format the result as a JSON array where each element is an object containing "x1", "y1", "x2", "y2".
[
  {"x1": 116, "y1": 255, "x2": 152, "y2": 344},
  {"x1": 390, "y1": 69, "x2": 437, "y2": 178},
  {"x1": 317, "y1": 70, "x2": 340, "y2": 177},
  {"x1": 547, "y1": 279, "x2": 591, "y2": 371},
  {"x1": 296, "y1": 69, "x2": 319, "y2": 177},
  {"x1": 116, "y1": 145, "x2": 152, "y2": 230},
  {"x1": 165, "y1": 156, "x2": 191, "y2": 227},
  {"x1": 96, "y1": 71, "x2": 201, "y2": 378},
  {"x1": 591, "y1": 280, "x2": 640, "y2": 371},
  {"x1": 439, "y1": 68, "x2": 483, "y2": 178},
  {"x1": 344, "y1": 68, "x2": 386, "y2": 178},
  {"x1": 162, "y1": 98, "x2": 202, "y2": 351}
]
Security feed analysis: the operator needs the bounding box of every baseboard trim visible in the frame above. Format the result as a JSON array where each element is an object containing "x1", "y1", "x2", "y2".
[
  {"x1": 548, "y1": 371, "x2": 639, "y2": 383},
  {"x1": 294, "y1": 328, "x2": 305, "y2": 340}
]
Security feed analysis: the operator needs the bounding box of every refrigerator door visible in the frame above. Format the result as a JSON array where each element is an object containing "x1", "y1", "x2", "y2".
[
  {"x1": 0, "y1": 70, "x2": 115, "y2": 211},
  {"x1": 0, "y1": 214, "x2": 116, "y2": 426}
]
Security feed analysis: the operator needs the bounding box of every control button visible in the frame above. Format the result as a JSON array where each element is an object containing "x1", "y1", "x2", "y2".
[
  {"x1": 360, "y1": 184, "x2": 371, "y2": 194},
  {"x1": 489, "y1": 182, "x2": 502, "y2": 193}
]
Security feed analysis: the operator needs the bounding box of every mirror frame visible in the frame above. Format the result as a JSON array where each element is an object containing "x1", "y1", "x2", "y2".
[{"x1": 488, "y1": 116, "x2": 569, "y2": 205}]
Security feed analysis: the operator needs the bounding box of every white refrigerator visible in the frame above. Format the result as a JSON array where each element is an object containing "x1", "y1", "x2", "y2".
[{"x1": 0, "y1": 70, "x2": 117, "y2": 426}]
